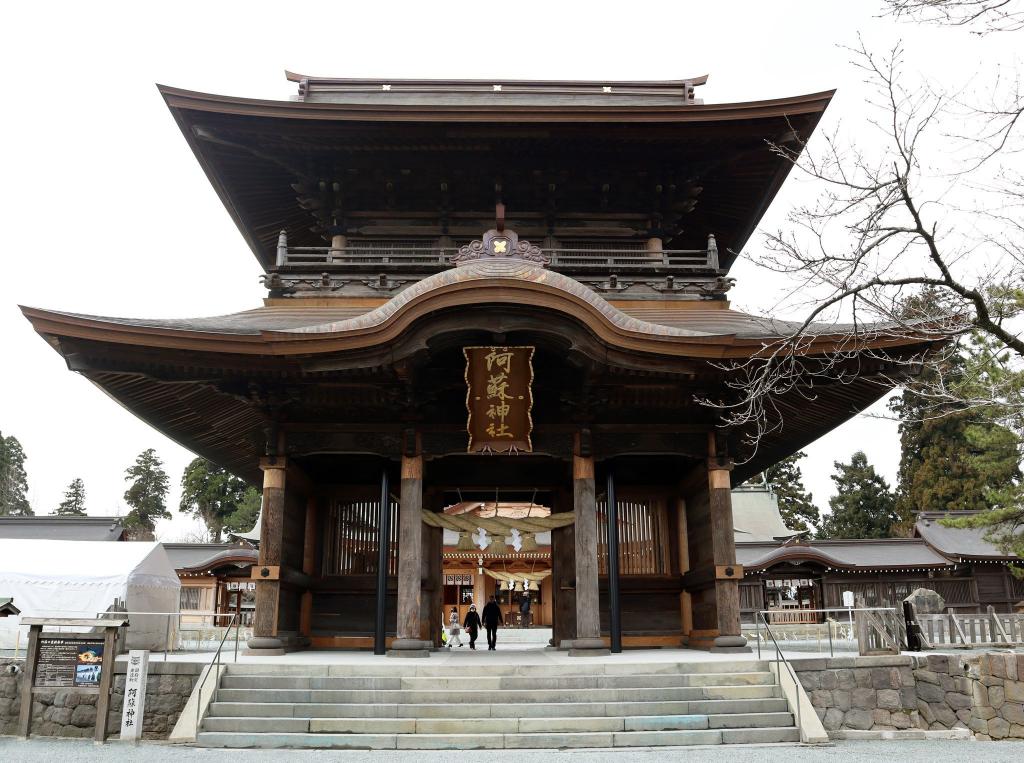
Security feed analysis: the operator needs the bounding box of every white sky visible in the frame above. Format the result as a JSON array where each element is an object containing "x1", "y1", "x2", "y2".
[{"x1": 0, "y1": 1, "x2": 1016, "y2": 539}]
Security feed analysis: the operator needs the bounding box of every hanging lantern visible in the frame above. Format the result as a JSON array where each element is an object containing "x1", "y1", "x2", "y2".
[
  {"x1": 456, "y1": 531, "x2": 476, "y2": 551},
  {"x1": 519, "y1": 532, "x2": 539, "y2": 552}
]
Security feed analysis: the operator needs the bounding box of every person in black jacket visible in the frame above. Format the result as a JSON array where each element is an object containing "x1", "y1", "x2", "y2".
[
  {"x1": 463, "y1": 604, "x2": 482, "y2": 650},
  {"x1": 481, "y1": 595, "x2": 503, "y2": 650}
]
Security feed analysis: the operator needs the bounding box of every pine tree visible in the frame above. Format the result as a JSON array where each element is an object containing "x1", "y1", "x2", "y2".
[
  {"x1": 179, "y1": 458, "x2": 260, "y2": 542},
  {"x1": 55, "y1": 478, "x2": 87, "y2": 516},
  {"x1": 764, "y1": 451, "x2": 820, "y2": 533},
  {"x1": 0, "y1": 431, "x2": 33, "y2": 516},
  {"x1": 891, "y1": 337, "x2": 1021, "y2": 517},
  {"x1": 817, "y1": 451, "x2": 900, "y2": 539},
  {"x1": 123, "y1": 449, "x2": 171, "y2": 540},
  {"x1": 227, "y1": 486, "x2": 262, "y2": 536}
]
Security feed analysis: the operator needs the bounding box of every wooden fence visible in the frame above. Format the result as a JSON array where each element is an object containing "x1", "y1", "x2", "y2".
[{"x1": 914, "y1": 606, "x2": 1024, "y2": 649}]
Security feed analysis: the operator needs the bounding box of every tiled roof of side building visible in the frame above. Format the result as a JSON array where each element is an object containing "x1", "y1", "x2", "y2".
[
  {"x1": 914, "y1": 512, "x2": 1018, "y2": 561},
  {"x1": 737, "y1": 538, "x2": 953, "y2": 571},
  {"x1": 0, "y1": 516, "x2": 125, "y2": 542}
]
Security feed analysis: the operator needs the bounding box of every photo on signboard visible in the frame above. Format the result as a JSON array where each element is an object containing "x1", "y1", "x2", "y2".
[{"x1": 74, "y1": 643, "x2": 104, "y2": 686}]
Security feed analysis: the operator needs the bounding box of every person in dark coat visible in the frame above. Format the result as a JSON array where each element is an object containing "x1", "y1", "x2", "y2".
[
  {"x1": 463, "y1": 604, "x2": 482, "y2": 650},
  {"x1": 519, "y1": 591, "x2": 532, "y2": 628},
  {"x1": 481, "y1": 595, "x2": 503, "y2": 650}
]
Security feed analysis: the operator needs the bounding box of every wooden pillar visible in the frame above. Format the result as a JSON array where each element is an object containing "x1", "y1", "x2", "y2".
[
  {"x1": 373, "y1": 468, "x2": 391, "y2": 655},
  {"x1": 551, "y1": 487, "x2": 576, "y2": 646},
  {"x1": 422, "y1": 488, "x2": 443, "y2": 646},
  {"x1": 299, "y1": 495, "x2": 317, "y2": 640},
  {"x1": 389, "y1": 451, "x2": 430, "y2": 657},
  {"x1": 606, "y1": 469, "x2": 622, "y2": 653},
  {"x1": 677, "y1": 495, "x2": 693, "y2": 644},
  {"x1": 708, "y1": 452, "x2": 748, "y2": 651},
  {"x1": 247, "y1": 456, "x2": 287, "y2": 655},
  {"x1": 570, "y1": 436, "x2": 608, "y2": 655}
]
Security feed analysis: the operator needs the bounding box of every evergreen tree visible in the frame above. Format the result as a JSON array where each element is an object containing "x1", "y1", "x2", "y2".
[
  {"x1": 891, "y1": 343, "x2": 1020, "y2": 517},
  {"x1": 764, "y1": 451, "x2": 820, "y2": 533},
  {"x1": 934, "y1": 332, "x2": 1024, "y2": 567},
  {"x1": 123, "y1": 449, "x2": 170, "y2": 540},
  {"x1": 817, "y1": 451, "x2": 900, "y2": 539},
  {"x1": 179, "y1": 458, "x2": 260, "y2": 542},
  {"x1": 55, "y1": 477, "x2": 87, "y2": 516},
  {"x1": 228, "y1": 486, "x2": 262, "y2": 536},
  {"x1": 0, "y1": 431, "x2": 33, "y2": 516}
]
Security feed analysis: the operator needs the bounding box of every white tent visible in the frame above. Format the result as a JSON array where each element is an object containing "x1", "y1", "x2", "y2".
[{"x1": 0, "y1": 539, "x2": 180, "y2": 651}]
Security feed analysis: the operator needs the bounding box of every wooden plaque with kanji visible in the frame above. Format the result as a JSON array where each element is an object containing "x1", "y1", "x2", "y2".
[{"x1": 464, "y1": 345, "x2": 534, "y2": 453}]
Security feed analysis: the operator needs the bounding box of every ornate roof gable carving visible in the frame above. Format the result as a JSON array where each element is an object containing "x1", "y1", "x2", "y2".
[{"x1": 451, "y1": 228, "x2": 549, "y2": 267}]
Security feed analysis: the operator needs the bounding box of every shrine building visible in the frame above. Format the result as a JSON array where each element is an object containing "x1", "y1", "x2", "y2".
[{"x1": 22, "y1": 73, "x2": 936, "y2": 656}]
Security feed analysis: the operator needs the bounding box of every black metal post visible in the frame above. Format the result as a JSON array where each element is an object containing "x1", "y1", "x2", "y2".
[
  {"x1": 374, "y1": 468, "x2": 391, "y2": 655},
  {"x1": 606, "y1": 469, "x2": 622, "y2": 654}
]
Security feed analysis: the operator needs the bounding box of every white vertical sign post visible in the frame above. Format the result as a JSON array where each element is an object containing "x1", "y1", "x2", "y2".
[{"x1": 120, "y1": 650, "x2": 149, "y2": 742}]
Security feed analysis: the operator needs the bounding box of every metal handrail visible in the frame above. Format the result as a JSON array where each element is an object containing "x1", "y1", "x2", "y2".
[
  {"x1": 194, "y1": 611, "x2": 238, "y2": 733},
  {"x1": 756, "y1": 611, "x2": 802, "y2": 736},
  {"x1": 753, "y1": 607, "x2": 901, "y2": 658},
  {"x1": 96, "y1": 609, "x2": 242, "y2": 662}
]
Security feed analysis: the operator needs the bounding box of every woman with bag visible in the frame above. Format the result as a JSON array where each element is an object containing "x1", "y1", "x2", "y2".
[{"x1": 463, "y1": 604, "x2": 482, "y2": 650}]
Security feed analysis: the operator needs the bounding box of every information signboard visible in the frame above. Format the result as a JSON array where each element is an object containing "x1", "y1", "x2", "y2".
[{"x1": 34, "y1": 637, "x2": 105, "y2": 688}]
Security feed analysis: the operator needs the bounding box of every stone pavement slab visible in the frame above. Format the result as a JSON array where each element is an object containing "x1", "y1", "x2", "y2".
[{"x1": 5, "y1": 737, "x2": 1024, "y2": 762}]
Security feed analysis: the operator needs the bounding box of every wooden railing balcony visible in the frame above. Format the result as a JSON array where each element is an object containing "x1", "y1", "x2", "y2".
[
  {"x1": 271, "y1": 236, "x2": 722, "y2": 274},
  {"x1": 263, "y1": 233, "x2": 732, "y2": 297}
]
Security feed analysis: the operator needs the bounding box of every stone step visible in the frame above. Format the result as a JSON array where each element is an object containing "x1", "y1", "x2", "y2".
[
  {"x1": 202, "y1": 711, "x2": 795, "y2": 735},
  {"x1": 207, "y1": 697, "x2": 791, "y2": 720},
  {"x1": 213, "y1": 684, "x2": 778, "y2": 705},
  {"x1": 196, "y1": 726, "x2": 800, "y2": 749},
  {"x1": 219, "y1": 671, "x2": 775, "y2": 691},
  {"x1": 223, "y1": 659, "x2": 770, "y2": 678}
]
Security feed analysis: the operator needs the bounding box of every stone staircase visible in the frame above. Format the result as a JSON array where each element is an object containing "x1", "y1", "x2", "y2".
[{"x1": 195, "y1": 659, "x2": 800, "y2": 749}]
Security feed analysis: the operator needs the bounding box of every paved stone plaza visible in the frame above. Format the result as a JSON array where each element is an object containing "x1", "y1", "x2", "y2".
[{"x1": 3, "y1": 737, "x2": 1024, "y2": 762}]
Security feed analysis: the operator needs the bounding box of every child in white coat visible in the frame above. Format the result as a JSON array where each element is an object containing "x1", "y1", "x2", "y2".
[{"x1": 447, "y1": 607, "x2": 464, "y2": 647}]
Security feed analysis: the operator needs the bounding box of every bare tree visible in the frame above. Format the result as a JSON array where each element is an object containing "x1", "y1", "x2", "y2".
[
  {"x1": 884, "y1": 0, "x2": 1024, "y2": 33},
  {"x1": 708, "y1": 34, "x2": 1024, "y2": 452}
]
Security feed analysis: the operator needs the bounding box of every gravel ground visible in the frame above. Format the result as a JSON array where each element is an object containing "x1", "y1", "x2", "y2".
[{"x1": 3, "y1": 738, "x2": 1024, "y2": 762}]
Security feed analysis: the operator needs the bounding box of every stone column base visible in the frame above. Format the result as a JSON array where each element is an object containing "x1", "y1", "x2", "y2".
[
  {"x1": 244, "y1": 636, "x2": 285, "y2": 656},
  {"x1": 567, "y1": 637, "x2": 611, "y2": 657},
  {"x1": 711, "y1": 634, "x2": 751, "y2": 653},
  {"x1": 387, "y1": 638, "x2": 433, "y2": 658}
]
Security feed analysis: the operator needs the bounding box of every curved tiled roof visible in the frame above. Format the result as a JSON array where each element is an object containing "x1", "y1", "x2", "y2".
[
  {"x1": 23, "y1": 260, "x2": 893, "y2": 345},
  {"x1": 162, "y1": 542, "x2": 257, "y2": 572},
  {"x1": 737, "y1": 538, "x2": 953, "y2": 571}
]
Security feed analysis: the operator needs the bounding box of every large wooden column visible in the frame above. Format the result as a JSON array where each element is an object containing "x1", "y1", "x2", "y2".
[
  {"x1": 550, "y1": 487, "x2": 577, "y2": 646},
  {"x1": 298, "y1": 495, "x2": 317, "y2": 642},
  {"x1": 389, "y1": 452, "x2": 431, "y2": 657},
  {"x1": 570, "y1": 437, "x2": 609, "y2": 655},
  {"x1": 707, "y1": 453, "x2": 748, "y2": 652},
  {"x1": 247, "y1": 456, "x2": 287, "y2": 656}
]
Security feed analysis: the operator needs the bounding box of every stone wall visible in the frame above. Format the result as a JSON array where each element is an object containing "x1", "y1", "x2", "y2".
[
  {"x1": 0, "y1": 658, "x2": 201, "y2": 739},
  {"x1": 793, "y1": 652, "x2": 1024, "y2": 740},
  {"x1": 969, "y1": 653, "x2": 1024, "y2": 740}
]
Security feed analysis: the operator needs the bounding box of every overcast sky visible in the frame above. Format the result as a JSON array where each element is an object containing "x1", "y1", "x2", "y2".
[{"x1": 1, "y1": 2, "x2": 1017, "y2": 540}]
